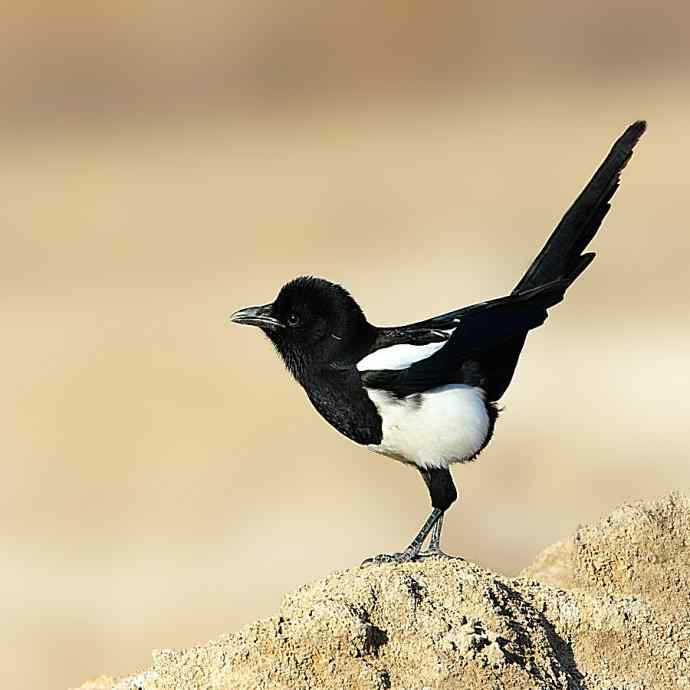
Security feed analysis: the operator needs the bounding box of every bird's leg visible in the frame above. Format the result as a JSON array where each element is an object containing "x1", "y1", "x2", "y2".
[
  {"x1": 428, "y1": 513, "x2": 444, "y2": 551},
  {"x1": 416, "y1": 466, "x2": 462, "y2": 560},
  {"x1": 417, "y1": 511, "x2": 461, "y2": 560},
  {"x1": 361, "y1": 508, "x2": 442, "y2": 565}
]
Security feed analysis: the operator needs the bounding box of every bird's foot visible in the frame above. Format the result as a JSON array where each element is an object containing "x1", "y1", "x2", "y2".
[
  {"x1": 361, "y1": 548, "x2": 417, "y2": 566},
  {"x1": 416, "y1": 548, "x2": 463, "y2": 561}
]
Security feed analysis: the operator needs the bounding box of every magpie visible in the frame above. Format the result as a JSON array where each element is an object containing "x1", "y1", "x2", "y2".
[{"x1": 231, "y1": 121, "x2": 646, "y2": 565}]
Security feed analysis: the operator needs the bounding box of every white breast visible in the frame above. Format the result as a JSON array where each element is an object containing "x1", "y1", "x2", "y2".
[{"x1": 365, "y1": 384, "x2": 490, "y2": 469}]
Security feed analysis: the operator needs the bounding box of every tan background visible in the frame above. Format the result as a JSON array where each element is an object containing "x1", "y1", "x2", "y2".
[{"x1": 2, "y1": 3, "x2": 690, "y2": 689}]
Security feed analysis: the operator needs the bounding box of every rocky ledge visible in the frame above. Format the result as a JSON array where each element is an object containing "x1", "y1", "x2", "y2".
[{"x1": 76, "y1": 493, "x2": 690, "y2": 690}]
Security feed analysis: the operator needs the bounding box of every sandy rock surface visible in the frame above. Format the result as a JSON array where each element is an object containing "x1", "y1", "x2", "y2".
[{"x1": 75, "y1": 493, "x2": 690, "y2": 690}]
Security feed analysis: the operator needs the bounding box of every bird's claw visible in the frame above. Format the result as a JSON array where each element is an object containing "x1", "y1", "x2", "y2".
[
  {"x1": 361, "y1": 549, "x2": 417, "y2": 566},
  {"x1": 415, "y1": 548, "x2": 463, "y2": 561}
]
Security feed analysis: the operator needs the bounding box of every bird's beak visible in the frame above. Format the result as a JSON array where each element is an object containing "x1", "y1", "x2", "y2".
[{"x1": 230, "y1": 303, "x2": 284, "y2": 331}]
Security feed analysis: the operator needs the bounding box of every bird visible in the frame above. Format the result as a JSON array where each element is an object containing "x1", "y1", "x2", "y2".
[{"x1": 231, "y1": 120, "x2": 646, "y2": 565}]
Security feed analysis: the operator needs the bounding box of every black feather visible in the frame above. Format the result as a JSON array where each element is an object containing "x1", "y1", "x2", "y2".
[
  {"x1": 513, "y1": 120, "x2": 646, "y2": 294},
  {"x1": 401, "y1": 122, "x2": 645, "y2": 336},
  {"x1": 362, "y1": 122, "x2": 646, "y2": 401},
  {"x1": 361, "y1": 265, "x2": 591, "y2": 400}
]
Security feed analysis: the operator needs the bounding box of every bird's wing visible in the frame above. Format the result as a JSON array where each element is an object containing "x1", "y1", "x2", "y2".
[
  {"x1": 360, "y1": 121, "x2": 646, "y2": 399},
  {"x1": 360, "y1": 274, "x2": 575, "y2": 397},
  {"x1": 388, "y1": 254, "x2": 589, "y2": 336}
]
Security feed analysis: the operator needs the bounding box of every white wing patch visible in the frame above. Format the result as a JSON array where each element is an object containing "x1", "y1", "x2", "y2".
[
  {"x1": 356, "y1": 341, "x2": 447, "y2": 372},
  {"x1": 365, "y1": 384, "x2": 489, "y2": 469}
]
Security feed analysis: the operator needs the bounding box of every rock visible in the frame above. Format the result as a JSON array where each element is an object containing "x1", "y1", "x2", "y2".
[
  {"x1": 74, "y1": 493, "x2": 690, "y2": 690},
  {"x1": 521, "y1": 492, "x2": 690, "y2": 690}
]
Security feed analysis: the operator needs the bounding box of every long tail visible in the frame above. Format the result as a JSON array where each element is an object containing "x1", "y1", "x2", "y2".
[{"x1": 513, "y1": 120, "x2": 646, "y2": 295}]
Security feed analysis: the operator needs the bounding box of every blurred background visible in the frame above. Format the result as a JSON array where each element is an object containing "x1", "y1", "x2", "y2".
[{"x1": 2, "y1": 2, "x2": 690, "y2": 688}]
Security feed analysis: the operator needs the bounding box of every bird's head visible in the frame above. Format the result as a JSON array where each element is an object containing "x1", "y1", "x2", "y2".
[{"x1": 231, "y1": 276, "x2": 375, "y2": 378}]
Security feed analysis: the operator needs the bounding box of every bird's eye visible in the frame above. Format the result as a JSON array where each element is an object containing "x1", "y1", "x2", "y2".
[{"x1": 286, "y1": 313, "x2": 301, "y2": 327}]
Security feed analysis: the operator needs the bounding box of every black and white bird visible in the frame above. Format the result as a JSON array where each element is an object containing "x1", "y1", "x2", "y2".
[{"x1": 231, "y1": 121, "x2": 646, "y2": 564}]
